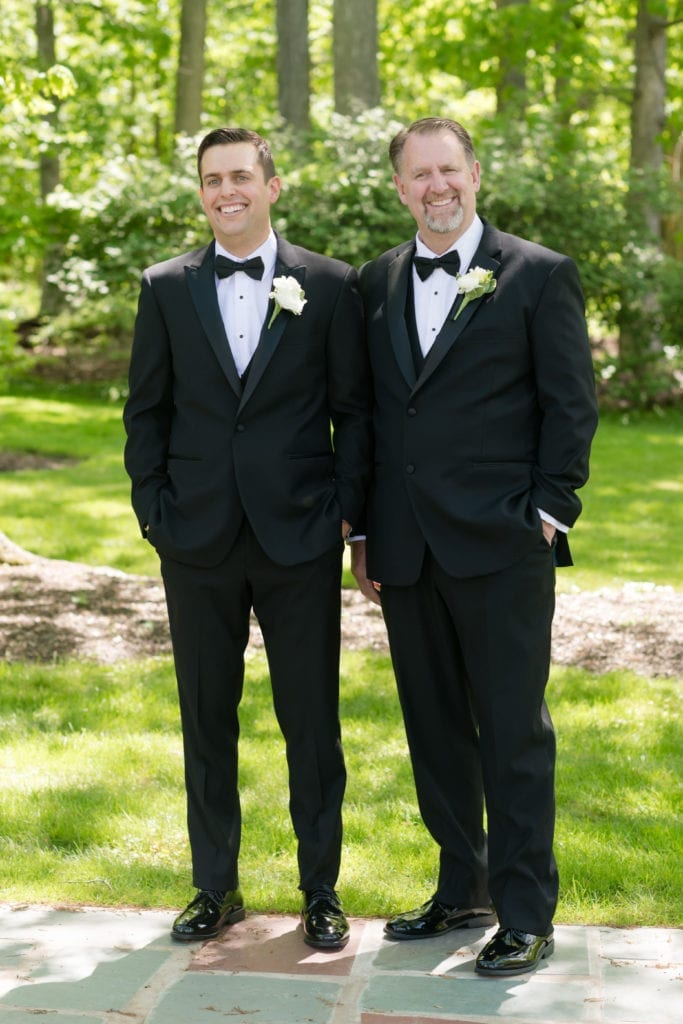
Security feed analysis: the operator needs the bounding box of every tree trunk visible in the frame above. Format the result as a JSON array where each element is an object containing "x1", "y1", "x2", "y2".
[
  {"x1": 35, "y1": 0, "x2": 63, "y2": 318},
  {"x1": 495, "y1": 0, "x2": 528, "y2": 117},
  {"x1": 277, "y1": 0, "x2": 310, "y2": 135},
  {"x1": 629, "y1": 0, "x2": 667, "y2": 239},
  {"x1": 333, "y1": 0, "x2": 380, "y2": 115},
  {"x1": 174, "y1": 0, "x2": 208, "y2": 136},
  {"x1": 663, "y1": 131, "x2": 682, "y2": 257},
  {"x1": 618, "y1": 0, "x2": 668, "y2": 367}
]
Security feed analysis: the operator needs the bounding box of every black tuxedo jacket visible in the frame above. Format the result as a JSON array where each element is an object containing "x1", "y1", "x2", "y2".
[
  {"x1": 359, "y1": 221, "x2": 599, "y2": 583},
  {"x1": 124, "y1": 236, "x2": 372, "y2": 568}
]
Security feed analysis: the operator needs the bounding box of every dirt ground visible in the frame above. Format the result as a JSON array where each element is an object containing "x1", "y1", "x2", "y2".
[{"x1": 1, "y1": 552, "x2": 681, "y2": 677}]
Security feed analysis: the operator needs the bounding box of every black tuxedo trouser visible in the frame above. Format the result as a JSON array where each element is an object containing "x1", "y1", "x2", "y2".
[
  {"x1": 160, "y1": 521, "x2": 346, "y2": 894},
  {"x1": 380, "y1": 537, "x2": 559, "y2": 935}
]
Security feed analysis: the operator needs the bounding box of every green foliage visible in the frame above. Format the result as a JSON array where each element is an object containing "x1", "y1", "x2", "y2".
[
  {"x1": 7, "y1": 112, "x2": 412, "y2": 341},
  {"x1": 0, "y1": 306, "x2": 29, "y2": 392},
  {"x1": 0, "y1": 321, "x2": 17, "y2": 391},
  {"x1": 479, "y1": 116, "x2": 631, "y2": 311},
  {"x1": 36, "y1": 140, "x2": 206, "y2": 341},
  {"x1": 1, "y1": 0, "x2": 682, "y2": 407},
  {"x1": 13, "y1": 107, "x2": 682, "y2": 413},
  {"x1": 478, "y1": 117, "x2": 682, "y2": 406},
  {"x1": 0, "y1": 652, "x2": 680, "y2": 924},
  {"x1": 274, "y1": 107, "x2": 415, "y2": 264},
  {"x1": 594, "y1": 241, "x2": 683, "y2": 408}
]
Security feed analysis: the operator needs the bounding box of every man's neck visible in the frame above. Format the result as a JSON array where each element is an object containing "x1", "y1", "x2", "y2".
[{"x1": 215, "y1": 228, "x2": 273, "y2": 260}]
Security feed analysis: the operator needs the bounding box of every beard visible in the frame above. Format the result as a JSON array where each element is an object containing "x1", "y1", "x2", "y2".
[{"x1": 424, "y1": 201, "x2": 464, "y2": 235}]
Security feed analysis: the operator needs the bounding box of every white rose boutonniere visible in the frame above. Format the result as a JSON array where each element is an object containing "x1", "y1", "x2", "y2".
[
  {"x1": 452, "y1": 266, "x2": 496, "y2": 321},
  {"x1": 268, "y1": 275, "x2": 307, "y2": 328}
]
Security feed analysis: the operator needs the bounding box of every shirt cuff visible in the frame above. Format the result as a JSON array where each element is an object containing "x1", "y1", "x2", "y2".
[{"x1": 538, "y1": 509, "x2": 569, "y2": 533}]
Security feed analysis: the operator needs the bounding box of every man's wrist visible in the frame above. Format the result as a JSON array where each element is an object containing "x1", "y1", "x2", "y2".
[{"x1": 538, "y1": 509, "x2": 568, "y2": 534}]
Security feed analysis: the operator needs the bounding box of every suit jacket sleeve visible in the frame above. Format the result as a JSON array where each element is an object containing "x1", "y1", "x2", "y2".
[
  {"x1": 326, "y1": 266, "x2": 373, "y2": 527},
  {"x1": 529, "y1": 256, "x2": 598, "y2": 529},
  {"x1": 123, "y1": 268, "x2": 174, "y2": 536}
]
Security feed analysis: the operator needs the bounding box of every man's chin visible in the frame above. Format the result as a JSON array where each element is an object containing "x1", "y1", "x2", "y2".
[{"x1": 425, "y1": 211, "x2": 464, "y2": 234}]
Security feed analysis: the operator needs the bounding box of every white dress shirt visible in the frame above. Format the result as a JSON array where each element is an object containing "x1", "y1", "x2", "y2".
[
  {"x1": 413, "y1": 215, "x2": 484, "y2": 356},
  {"x1": 215, "y1": 231, "x2": 277, "y2": 377}
]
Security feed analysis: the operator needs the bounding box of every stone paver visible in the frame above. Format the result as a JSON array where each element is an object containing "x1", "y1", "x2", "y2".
[{"x1": 0, "y1": 905, "x2": 680, "y2": 1024}]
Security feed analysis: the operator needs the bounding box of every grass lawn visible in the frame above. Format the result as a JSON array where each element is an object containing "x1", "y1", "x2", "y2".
[
  {"x1": 0, "y1": 652, "x2": 680, "y2": 926},
  {"x1": 0, "y1": 387, "x2": 681, "y2": 924},
  {"x1": 567, "y1": 407, "x2": 683, "y2": 591}
]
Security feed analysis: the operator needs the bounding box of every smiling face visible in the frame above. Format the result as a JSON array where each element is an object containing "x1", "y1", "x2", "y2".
[
  {"x1": 392, "y1": 129, "x2": 481, "y2": 253},
  {"x1": 199, "y1": 142, "x2": 281, "y2": 256}
]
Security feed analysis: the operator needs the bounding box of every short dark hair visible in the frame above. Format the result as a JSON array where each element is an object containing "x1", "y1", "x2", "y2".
[
  {"x1": 197, "y1": 128, "x2": 277, "y2": 184},
  {"x1": 389, "y1": 117, "x2": 476, "y2": 173}
]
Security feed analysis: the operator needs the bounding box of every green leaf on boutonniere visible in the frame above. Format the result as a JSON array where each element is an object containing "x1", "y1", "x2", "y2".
[{"x1": 452, "y1": 267, "x2": 497, "y2": 321}]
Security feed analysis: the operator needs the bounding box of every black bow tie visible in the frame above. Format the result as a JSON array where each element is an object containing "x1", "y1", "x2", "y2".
[
  {"x1": 413, "y1": 250, "x2": 461, "y2": 281},
  {"x1": 215, "y1": 254, "x2": 264, "y2": 280}
]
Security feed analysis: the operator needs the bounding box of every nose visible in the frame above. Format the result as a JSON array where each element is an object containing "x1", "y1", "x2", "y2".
[{"x1": 428, "y1": 171, "x2": 450, "y2": 193}]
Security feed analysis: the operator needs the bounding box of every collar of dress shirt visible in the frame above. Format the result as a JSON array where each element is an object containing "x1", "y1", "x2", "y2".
[
  {"x1": 214, "y1": 230, "x2": 277, "y2": 281},
  {"x1": 414, "y1": 214, "x2": 484, "y2": 276}
]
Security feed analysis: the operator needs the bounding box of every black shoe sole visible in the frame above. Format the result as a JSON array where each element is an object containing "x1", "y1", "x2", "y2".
[
  {"x1": 302, "y1": 931, "x2": 350, "y2": 950},
  {"x1": 475, "y1": 937, "x2": 555, "y2": 976},
  {"x1": 171, "y1": 905, "x2": 246, "y2": 943},
  {"x1": 384, "y1": 911, "x2": 498, "y2": 940}
]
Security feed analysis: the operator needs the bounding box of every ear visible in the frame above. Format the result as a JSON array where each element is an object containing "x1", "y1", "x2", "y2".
[
  {"x1": 471, "y1": 161, "x2": 482, "y2": 193},
  {"x1": 268, "y1": 175, "x2": 282, "y2": 204},
  {"x1": 392, "y1": 173, "x2": 409, "y2": 207}
]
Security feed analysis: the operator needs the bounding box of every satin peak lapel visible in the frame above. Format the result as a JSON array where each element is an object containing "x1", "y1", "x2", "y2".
[
  {"x1": 387, "y1": 246, "x2": 417, "y2": 390},
  {"x1": 239, "y1": 254, "x2": 306, "y2": 411},
  {"x1": 416, "y1": 250, "x2": 500, "y2": 391},
  {"x1": 185, "y1": 247, "x2": 242, "y2": 398}
]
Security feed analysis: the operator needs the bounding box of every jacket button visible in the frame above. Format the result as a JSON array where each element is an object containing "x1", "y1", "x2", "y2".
[
  {"x1": 406, "y1": 464, "x2": 415, "y2": 474},
  {"x1": 407, "y1": 406, "x2": 417, "y2": 416},
  {"x1": 236, "y1": 424, "x2": 245, "y2": 433}
]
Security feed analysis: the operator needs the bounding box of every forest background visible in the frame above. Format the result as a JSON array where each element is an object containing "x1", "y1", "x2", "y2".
[{"x1": 1, "y1": 0, "x2": 682, "y2": 409}]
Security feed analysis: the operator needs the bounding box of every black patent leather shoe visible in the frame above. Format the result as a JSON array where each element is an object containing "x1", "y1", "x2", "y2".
[
  {"x1": 384, "y1": 896, "x2": 497, "y2": 940},
  {"x1": 301, "y1": 885, "x2": 350, "y2": 949},
  {"x1": 171, "y1": 889, "x2": 245, "y2": 942},
  {"x1": 475, "y1": 927, "x2": 554, "y2": 975}
]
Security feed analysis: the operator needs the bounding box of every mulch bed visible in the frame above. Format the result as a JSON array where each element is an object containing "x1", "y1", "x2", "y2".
[{"x1": 1, "y1": 556, "x2": 681, "y2": 677}]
